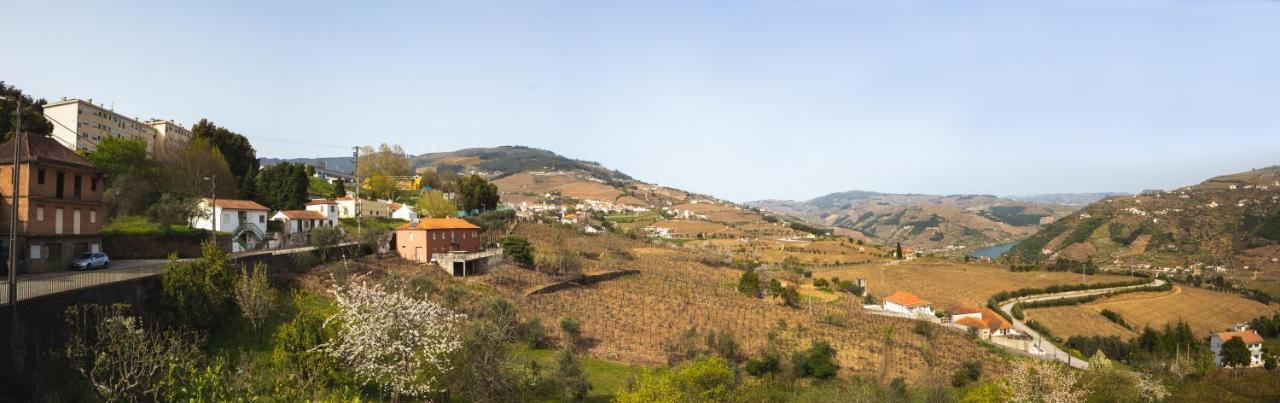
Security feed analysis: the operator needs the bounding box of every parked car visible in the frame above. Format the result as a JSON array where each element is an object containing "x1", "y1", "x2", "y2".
[{"x1": 71, "y1": 252, "x2": 109, "y2": 270}]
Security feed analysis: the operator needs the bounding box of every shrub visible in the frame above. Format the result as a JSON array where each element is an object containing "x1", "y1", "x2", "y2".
[
  {"x1": 500, "y1": 235, "x2": 534, "y2": 266},
  {"x1": 737, "y1": 268, "x2": 761, "y2": 296},
  {"x1": 159, "y1": 242, "x2": 238, "y2": 330},
  {"x1": 559, "y1": 316, "x2": 583, "y2": 351},
  {"x1": 555, "y1": 349, "x2": 591, "y2": 401},
  {"x1": 234, "y1": 263, "x2": 277, "y2": 340},
  {"x1": 520, "y1": 318, "x2": 548, "y2": 349}
]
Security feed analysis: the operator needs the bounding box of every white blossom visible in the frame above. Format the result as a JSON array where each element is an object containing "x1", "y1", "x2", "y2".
[{"x1": 322, "y1": 276, "x2": 465, "y2": 398}]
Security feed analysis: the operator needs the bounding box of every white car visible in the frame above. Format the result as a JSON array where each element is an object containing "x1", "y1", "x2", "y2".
[{"x1": 71, "y1": 252, "x2": 109, "y2": 270}]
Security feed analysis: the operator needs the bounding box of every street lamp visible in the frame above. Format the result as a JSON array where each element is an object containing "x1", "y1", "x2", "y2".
[{"x1": 204, "y1": 175, "x2": 216, "y2": 246}]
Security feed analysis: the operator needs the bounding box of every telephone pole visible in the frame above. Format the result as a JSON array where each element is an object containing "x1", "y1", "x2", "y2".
[
  {"x1": 352, "y1": 147, "x2": 361, "y2": 237},
  {"x1": 4, "y1": 94, "x2": 23, "y2": 369}
]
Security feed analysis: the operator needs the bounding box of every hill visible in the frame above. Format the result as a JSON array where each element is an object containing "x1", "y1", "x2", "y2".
[
  {"x1": 413, "y1": 146, "x2": 632, "y2": 183},
  {"x1": 1005, "y1": 192, "x2": 1130, "y2": 206},
  {"x1": 749, "y1": 191, "x2": 1077, "y2": 254},
  {"x1": 260, "y1": 156, "x2": 354, "y2": 173},
  {"x1": 1005, "y1": 166, "x2": 1280, "y2": 296}
]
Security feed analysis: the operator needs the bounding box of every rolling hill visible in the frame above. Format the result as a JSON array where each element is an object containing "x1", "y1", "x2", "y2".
[
  {"x1": 1005, "y1": 166, "x2": 1280, "y2": 295},
  {"x1": 749, "y1": 192, "x2": 1078, "y2": 253}
]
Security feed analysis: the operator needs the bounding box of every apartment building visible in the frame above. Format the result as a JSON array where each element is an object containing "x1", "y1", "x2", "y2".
[
  {"x1": 42, "y1": 97, "x2": 191, "y2": 155},
  {"x1": 0, "y1": 133, "x2": 106, "y2": 273}
]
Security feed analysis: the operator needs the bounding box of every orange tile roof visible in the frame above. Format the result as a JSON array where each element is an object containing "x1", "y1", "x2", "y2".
[
  {"x1": 389, "y1": 202, "x2": 402, "y2": 210},
  {"x1": 982, "y1": 308, "x2": 1013, "y2": 330},
  {"x1": 955, "y1": 317, "x2": 987, "y2": 330},
  {"x1": 307, "y1": 199, "x2": 337, "y2": 205},
  {"x1": 398, "y1": 217, "x2": 481, "y2": 230},
  {"x1": 1216, "y1": 330, "x2": 1264, "y2": 345},
  {"x1": 948, "y1": 303, "x2": 983, "y2": 315},
  {"x1": 205, "y1": 198, "x2": 270, "y2": 211},
  {"x1": 276, "y1": 210, "x2": 327, "y2": 220},
  {"x1": 884, "y1": 291, "x2": 930, "y2": 308}
]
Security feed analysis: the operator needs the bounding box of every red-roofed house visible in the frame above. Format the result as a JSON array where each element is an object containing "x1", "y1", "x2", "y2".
[
  {"x1": 192, "y1": 198, "x2": 270, "y2": 252},
  {"x1": 1211, "y1": 326, "x2": 1265, "y2": 368},
  {"x1": 271, "y1": 210, "x2": 337, "y2": 246},
  {"x1": 951, "y1": 305, "x2": 1015, "y2": 338},
  {"x1": 883, "y1": 291, "x2": 933, "y2": 316},
  {"x1": 394, "y1": 218, "x2": 481, "y2": 264}
]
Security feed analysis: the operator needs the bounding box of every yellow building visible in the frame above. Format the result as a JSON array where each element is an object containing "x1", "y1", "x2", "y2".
[{"x1": 42, "y1": 97, "x2": 191, "y2": 155}]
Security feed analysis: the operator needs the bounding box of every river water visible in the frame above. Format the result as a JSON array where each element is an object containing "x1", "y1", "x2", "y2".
[{"x1": 970, "y1": 242, "x2": 1016, "y2": 259}]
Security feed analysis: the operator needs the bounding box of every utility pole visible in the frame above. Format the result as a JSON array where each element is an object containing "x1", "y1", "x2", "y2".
[
  {"x1": 352, "y1": 147, "x2": 361, "y2": 237},
  {"x1": 205, "y1": 174, "x2": 217, "y2": 246},
  {"x1": 5, "y1": 95, "x2": 23, "y2": 369}
]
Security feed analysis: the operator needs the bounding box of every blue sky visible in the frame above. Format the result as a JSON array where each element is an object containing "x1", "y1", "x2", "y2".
[{"x1": 3, "y1": 1, "x2": 1278, "y2": 202}]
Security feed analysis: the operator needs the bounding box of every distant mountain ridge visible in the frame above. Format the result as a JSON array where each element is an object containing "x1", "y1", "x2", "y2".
[
  {"x1": 1005, "y1": 192, "x2": 1130, "y2": 206},
  {"x1": 1004, "y1": 166, "x2": 1280, "y2": 294},
  {"x1": 749, "y1": 191, "x2": 1080, "y2": 252}
]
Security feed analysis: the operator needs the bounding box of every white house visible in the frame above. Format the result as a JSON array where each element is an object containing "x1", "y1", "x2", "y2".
[
  {"x1": 949, "y1": 303, "x2": 1015, "y2": 339},
  {"x1": 271, "y1": 210, "x2": 334, "y2": 247},
  {"x1": 947, "y1": 303, "x2": 984, "y2": 323},
  {"x1": 1211, "y1": 326, "x2": 1265, "y2": 368},
  {"x1": 191, "y1": 198, "x2": 270, "y2": 252},
  {"x1": 305, "y1": 199, "x2": 340, "y2": 226},
  {"x1": 389, "y1": 202, "x2": 418, "y2": 221},
  {"x1": 883, "y1": 291, "x2": 933, "y2": 316}
]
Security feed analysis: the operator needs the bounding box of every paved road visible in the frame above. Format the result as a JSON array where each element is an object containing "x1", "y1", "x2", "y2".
[
  {"x1": 0, "y1": 259, "x2": 170, "y2": 305},
  {"x1": 997, "y1": 278, "x2": 1166, "y2": 370},
  {"x1": 0, "y1": 242, "x2": 362, "y2": 305}
]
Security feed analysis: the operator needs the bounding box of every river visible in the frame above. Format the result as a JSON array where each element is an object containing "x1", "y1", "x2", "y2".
[{"x1": 970, "y1": 242, "x2": 1016, "y2": 259}]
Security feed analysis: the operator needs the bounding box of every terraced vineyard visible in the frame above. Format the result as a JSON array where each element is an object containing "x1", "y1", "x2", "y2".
[{"x1": 482, "y1": 224, "x2": 1009, "y2": 384}]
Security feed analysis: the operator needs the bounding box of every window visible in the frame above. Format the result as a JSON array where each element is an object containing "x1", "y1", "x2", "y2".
[
  {"x1": 36, "y1": 207, "x2": 43, "y2": 221},
  {"x1": 259, "y1": 215, "x2": 265, "y2": 223},
  {"x1": 91, "y1": 177, "x2": 97, "y2": 191},
  {"x1": 90, "y1": 210, "x2": 96, "y2": 224},
  {"x1": 55, "y1": 172, "x2": 65, "y2": 198},
  {"x1": 409, "y1": 232, "x2": 415, "y2": 240},
  {"x1": 37, "y1": 169, "x2": 44, "y2": 184},
  {"x1": 74, "y1": 175, "x2": 82, "y2": 199}
]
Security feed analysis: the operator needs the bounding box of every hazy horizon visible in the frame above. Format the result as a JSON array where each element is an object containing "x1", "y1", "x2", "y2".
[{"x1": 4, "y1": 1, "x2": 1278, "y2": 202}]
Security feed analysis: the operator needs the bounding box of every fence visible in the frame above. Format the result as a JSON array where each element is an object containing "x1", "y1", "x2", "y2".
[{"x1": 0, "y1": 242, "x2": 364, "y2": 306}]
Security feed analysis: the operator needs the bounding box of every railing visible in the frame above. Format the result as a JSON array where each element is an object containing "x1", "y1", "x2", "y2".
[{"x1": 0, "y1": 263, "x2": 163, "y2": 306}]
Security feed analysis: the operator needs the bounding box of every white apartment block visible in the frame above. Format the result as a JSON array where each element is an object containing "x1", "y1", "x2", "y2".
[{"x1": 42, "y1": 98, "x2": 192, "y2": 155}]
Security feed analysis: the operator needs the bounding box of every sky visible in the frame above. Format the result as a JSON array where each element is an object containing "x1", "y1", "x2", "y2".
[{"x1": 3, "y1": 1, "x2": 1279, "y2": 202}]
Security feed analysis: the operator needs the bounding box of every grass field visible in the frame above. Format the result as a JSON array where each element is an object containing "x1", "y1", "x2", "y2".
[
  {"x1": 511, "y1": 346, "x2": 646, "y2": 403},
  {"x1": 1026, "y1": 285, "x2": 1279, "y2": 337},
  {"x1": 815, "y1": 259, "x2": 1132, "y2": 309}
]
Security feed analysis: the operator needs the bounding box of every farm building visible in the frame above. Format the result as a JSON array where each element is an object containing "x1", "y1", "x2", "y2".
[
  {"x1": 1210, "y1": 326, "x2": 1265, "y2": 368},
  {"x1": 952, "y1": 307, "x2": 1015, "y2": 339},
  {"x1": 394, "y1": 217, "x2": 482, "y2": 263},
  {"x1": 947, "y1": 303, "x2": 984, "y2": 322},
  {"x1": 883, "y1": 291, "x2": 933, "y2": 316}
]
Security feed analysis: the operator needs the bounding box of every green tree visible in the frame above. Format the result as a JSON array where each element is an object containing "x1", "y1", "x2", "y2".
[
  {"x1": 0, "y1": 82, "x2": 53, "y2": 141},
  {"x1": 193, "y1": 119, "x2": 259, "y2": 198},
  {"x1": 1220, "y1": 336, "x2": 1252, "y2": 368},
  {"x1": 331, "y1": 179, "x2": 347, "y2": 198},
  {"x1": 89, "y1": 137, "x2": 158, "y2": 216},
  {"x1": 364, "y1": 172, "x2": 398, "y2": 200},
  {"x1": 556, "y1": 349, "x2": 591, "y2": 401},
  {"x1": 148, "y1": 193, "x2": 198, "y2": 229},
  {"x1": 415, "y1": 190, "x2": 457, "y2": 218},
  {"x1": 615, "y1": 356, "x2": 737, "y2": 403},
  {"x1": 157, "y1": 135, "x2": 236, "y2": 200},
  {"x1": 159, "y1": 242, "x2": 238, "y2": 330},
  {"x1": 895, "y1": 242, "x2": 904, "y2": 260},
  {"x1": 456, "y1": 174, "x2": 500, "y2": 212},
  {"x1": 737, "y1": 267, "x2": 761, "y2": 296},
  {"x1": 255, "y1": 162, "x2": 309, "y2": 211},
  {"x1": 500, "y1": 235, "x2": 534, "y2": 266}
]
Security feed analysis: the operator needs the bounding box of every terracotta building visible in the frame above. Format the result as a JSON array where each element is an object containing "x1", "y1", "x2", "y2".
[
  {"x1": 0, "y1": 133, "x2": 106, "y2": 273},
  {"x1": 394, "y1": 217, "x2": 481, "y2": 263}
]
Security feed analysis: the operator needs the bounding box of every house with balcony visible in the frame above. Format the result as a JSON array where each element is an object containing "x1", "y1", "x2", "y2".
[
  {"x1": 0, "y1": 133, "x2": 106, "y2": 273},
  {"x1": 1211, "y1": 324, "x2": 1266, "y2": 368},
  {"x1": 305, "y1": 199, "x2": 340, "y2": 225},
  {"x1": 191, "y1": 198, "x2": 269, "y2": 252}
]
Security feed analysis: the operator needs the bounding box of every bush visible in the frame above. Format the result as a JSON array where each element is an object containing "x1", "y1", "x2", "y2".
[
  {"x1": 789, "y1": 340, "x2": 838, "y2": 379},
  {"x1": 744, "y1": 355, "x2": 780, "y2": 377},
  {"x1": 559, "y1": 316, "x2": 583, "y2": 351},
  {"x1": 159, "y1": 242, "x2": 238, "y2": 330},
  {"x1": 520, "y1": 318, "x2": 548, "y2": 348},
  {"x1": 737, "y1": 268, "x2": 761, "y2": 296},
  {"x1": 500, "y1": 235, "x2": 534, "y2": 266}
]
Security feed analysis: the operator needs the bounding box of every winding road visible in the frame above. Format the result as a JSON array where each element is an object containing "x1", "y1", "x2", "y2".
[{"x1": 997, "y1": 278, "x2": 1166, "y2": 370}]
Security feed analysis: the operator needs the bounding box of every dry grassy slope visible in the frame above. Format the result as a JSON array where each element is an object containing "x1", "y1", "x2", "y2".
[
  {"x1": 1006, "y1": 166, "x2": 1280, "y2": 293},
  {"x1": 749, "y1": 193, "x2": 1076, "y2": 252},
  {"x1": 481, "y1": 223, "x2": 1008, "y2": 384},
  {"x1": 1026, "y1": 285, "x2": 1280, "y2": 339}
]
